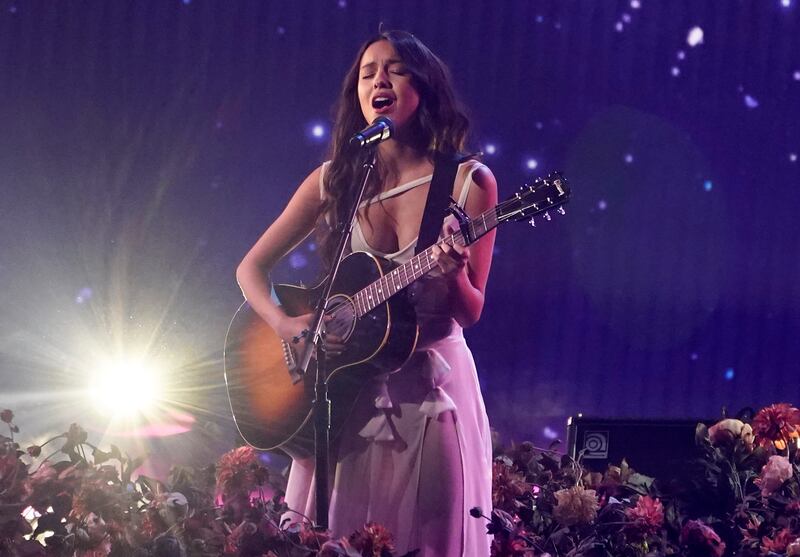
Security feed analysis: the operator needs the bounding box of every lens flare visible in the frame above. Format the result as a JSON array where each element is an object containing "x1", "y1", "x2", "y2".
[{"x1": 88, "y1": 357, "x2": 163, "y2": 416}]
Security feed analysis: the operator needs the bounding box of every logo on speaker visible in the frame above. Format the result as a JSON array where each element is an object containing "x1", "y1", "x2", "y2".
[{"x1": 582, "y1": 431, "x2": 609, "y2": 459}]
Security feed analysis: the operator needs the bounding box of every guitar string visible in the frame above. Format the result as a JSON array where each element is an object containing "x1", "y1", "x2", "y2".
[{"x1": 324, "y1": 193, "x2": 530, "y2": 322}]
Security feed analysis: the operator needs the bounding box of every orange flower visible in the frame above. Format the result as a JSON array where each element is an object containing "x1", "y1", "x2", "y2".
[
  {"x1": 752, "y1": 403, "x2": 800, "y2": 450},
  {"x1": 553, "y1": 486, "x2": 599, "y2": 526},
  {"x1": 492, "y1": 460, "x2": 531, "y2": 511},
  {"x1": 215, "y1": 445, "x2": 259, "y2": 497},
  {"x1": 349, "y1": 522, "x2": 395, "y2": 556},
  {"x1": 708, "y1": 419, "x2": 754, "y2": 451}
]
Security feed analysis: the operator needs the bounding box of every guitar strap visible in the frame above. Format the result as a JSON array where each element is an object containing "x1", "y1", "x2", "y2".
[{"x1": 415, "y1": 152, "x2": 472, "y2": 255}]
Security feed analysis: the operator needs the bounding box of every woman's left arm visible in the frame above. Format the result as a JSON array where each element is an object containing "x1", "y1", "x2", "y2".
[{"x1": 431, "y1": 165, "x2": 498, "y2": 328}]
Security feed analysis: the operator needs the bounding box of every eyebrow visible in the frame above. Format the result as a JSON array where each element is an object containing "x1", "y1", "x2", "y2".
[{"x1": 360, "y1": 58, "x2": 404, "y2": 70}]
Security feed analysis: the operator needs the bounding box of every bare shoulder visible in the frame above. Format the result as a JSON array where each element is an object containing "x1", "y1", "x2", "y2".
[
  {"x1": 461, "y1": 160, "x2": 498, "y2": 216},
  {"x1": 470, "y1": 162, "x2": 498, "y2": 193}
]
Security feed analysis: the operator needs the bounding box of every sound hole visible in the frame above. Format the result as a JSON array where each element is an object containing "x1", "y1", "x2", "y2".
[{"x1": 325, "y1": 295, "x2": 357, "y2": 341}]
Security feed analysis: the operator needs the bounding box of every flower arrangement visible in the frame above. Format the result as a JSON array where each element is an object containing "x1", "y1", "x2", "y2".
[
  {"x1": 2, "y1": 403, "x2": 800, "y2": 556},
  {"x1": 484, "y1": 402, "x2": 800, "y2": 556},
  {"x1": 0, "y1": 410, "x2": 408, "y2": 557}
]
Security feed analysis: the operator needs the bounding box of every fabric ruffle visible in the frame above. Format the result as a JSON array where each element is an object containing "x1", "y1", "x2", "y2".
[{"x1": 358, "y1": 349, "x2": 457, "y2": 442}]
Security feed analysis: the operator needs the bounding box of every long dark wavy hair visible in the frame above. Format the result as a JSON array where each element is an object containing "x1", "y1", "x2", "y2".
[{"x1": 317, "y1": 30, "x2": 471, "y2": 270}]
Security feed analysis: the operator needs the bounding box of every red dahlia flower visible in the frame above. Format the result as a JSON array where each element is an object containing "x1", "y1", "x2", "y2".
[{"x1": 752, "y1": 403, "x2": 800, "y2": 450}]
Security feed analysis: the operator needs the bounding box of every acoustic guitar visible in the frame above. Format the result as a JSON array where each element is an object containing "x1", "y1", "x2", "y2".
[{"x1": 224, "y1": 172, "x2": 571, "y2": 456}]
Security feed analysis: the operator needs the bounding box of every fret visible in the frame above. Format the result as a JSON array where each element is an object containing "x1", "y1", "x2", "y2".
[
  {"x1": 342, "y1": 180, "x2": 565, "y2": 325},
  {"x1": 376, "y1": 277, "x2": 386, "y2": 304},
  {"x1": 371, "y1": 282, "x2": 379, "y2": 310}
]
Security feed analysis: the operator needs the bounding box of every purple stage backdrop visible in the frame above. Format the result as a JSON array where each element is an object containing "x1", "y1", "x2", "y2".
[{"x1": 0, "y1": 0, "x2": 798, "y2": 457}]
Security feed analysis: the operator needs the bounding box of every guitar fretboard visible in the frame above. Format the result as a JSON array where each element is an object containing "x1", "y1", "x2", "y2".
[{"x1": 351, "y1": 208, "x2": 499, "y2": 317}]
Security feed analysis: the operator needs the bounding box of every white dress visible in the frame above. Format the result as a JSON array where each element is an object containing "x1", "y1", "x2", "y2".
[{"x1": 284, "y1": 160, "x2": 493, "y2": 557}]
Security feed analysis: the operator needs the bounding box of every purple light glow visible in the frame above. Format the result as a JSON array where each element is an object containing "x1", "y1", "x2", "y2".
[{"x1": 289, "y1": 252, "x2": 308, "y2": 269}]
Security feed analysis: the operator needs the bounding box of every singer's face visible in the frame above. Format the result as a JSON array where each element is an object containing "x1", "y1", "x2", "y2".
[{"x1": 357, "y1": 40, "x2": 420, "y2": 130}]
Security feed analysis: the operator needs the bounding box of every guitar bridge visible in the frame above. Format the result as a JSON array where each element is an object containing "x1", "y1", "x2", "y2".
[{"x1": 281, "y1": 340, "x2": 304, "y2": 384}]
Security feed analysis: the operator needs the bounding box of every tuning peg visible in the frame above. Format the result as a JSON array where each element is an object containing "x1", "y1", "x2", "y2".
[
  {"x1": 528, "y1": 217, "x2": 536, "y2": 227},
  {"x1": 557, "y1": 206, "x2": 566, "y2": 215},
  {"x1": 543, "y1": 211, "x2": 552, "y2": 221}
]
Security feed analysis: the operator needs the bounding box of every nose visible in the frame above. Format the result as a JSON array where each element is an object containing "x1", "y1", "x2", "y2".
[{"x1": 373, "y1": 66, "x2": 392, "y2": 89}]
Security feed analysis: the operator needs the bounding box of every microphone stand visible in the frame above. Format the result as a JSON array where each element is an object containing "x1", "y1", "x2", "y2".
[{"x1": 296, "y1": 144, "x2": 378, "y2": 529}]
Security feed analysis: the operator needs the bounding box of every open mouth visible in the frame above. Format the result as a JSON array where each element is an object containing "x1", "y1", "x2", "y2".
[{"x1": 372, "y1": 96, "x2": 394, "y2": 109}]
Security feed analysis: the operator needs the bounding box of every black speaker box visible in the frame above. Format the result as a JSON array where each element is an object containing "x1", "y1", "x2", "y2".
[{"x1": 566, "y1": 415, "x2": 714, "y2": 482}]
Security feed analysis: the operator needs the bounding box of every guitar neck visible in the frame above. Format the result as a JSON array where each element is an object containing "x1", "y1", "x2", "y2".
[{"x1": 352, "y1": 207, "x2": 499, "y2": 317}]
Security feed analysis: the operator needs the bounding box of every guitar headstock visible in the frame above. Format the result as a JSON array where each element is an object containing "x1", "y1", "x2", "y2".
[{"x1": 497, "y1": 172, "x2": 571, "y2": 226}]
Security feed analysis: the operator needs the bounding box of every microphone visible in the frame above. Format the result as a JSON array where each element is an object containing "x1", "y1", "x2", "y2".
[{"x1": 350, "y1": 116, "x2": 394, "y2": 148}]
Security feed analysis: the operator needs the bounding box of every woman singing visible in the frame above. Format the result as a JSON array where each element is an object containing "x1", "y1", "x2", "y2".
[{"x1": 236, "y1": 30, "x2": 497, "y2": 556}]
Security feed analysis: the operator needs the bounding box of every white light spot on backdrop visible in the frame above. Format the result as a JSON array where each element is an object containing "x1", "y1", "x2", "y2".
[
  {"x1": 484, "y1": 144, "x2": 497, "y2": 155},
  {"x1": 597, "y1": 200, "x2": 608, "y2": 211},
  {"x1": 676, "y1": 50, "x2": 686, "y2": 60},
  {"x1": 743, "y1": 94, "x2": 759, "y2": 109},
  {"x1": 622, "y1": 12, "x2": 631, "y2": 23},
  {"x1": 690, "y1": 352, "x2": 699, "y2": 361},
  {"x1": 724, "y1": 368, "x2": 735, "y2": 380},
  {"x1": 338, "y1": 0, "x2": 347, "y2": 7},
  {"x1": 671, "y1": 66, "x2": 681, "y2": 77},
  {"x1": 535, "y1": 121, "x2": 544, "y2": 130},
  {"x1": 790, "y1": 153, "x2": 798, "y2": 162},
  {"x1": 630, "y1": 0, "x2": 641, "y2": 8},
  {"x1": 311, "y1": 124, "x2": 325, "y2": 138},
  {"x1": 526, "y1": 158, "x2": 539, "y2": 170},
  {"x1": 686, "y1": 27, "x2": 704, "y2": 47},
  {"x1": 615, "y1": 22, "x2": 624, "y2": 32},
  {"x1": 536, "y1": 15, "x2": 544, "y2": 23},
  {"x1": 781, "y1": 0, "x2": 792, "y2": 7},
  {"x1": 793, "y1": 70, "x2": 800, "y2": 81},
  {"x1": 624, "y1": 153, "x2": 634, "y2": 164},
  {"x1": 704, "y1": 180, "x2": 713, "y2": 192},
  {"x1": 543, "y1": 426, "x2": 559, "y2": 440}
]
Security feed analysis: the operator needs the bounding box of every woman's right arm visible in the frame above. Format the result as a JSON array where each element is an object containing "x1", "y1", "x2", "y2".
[{"x1": 235, "y1": 165, "x2": 324, "y2": 343}]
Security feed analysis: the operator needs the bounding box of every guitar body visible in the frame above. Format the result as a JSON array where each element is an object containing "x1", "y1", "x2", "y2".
[
  {"x1": 224, "y1": 251, "x2": 419, "y2": 457},
  {"x1": 224, "y1": 171, "x2": 571, "y2": 457}
]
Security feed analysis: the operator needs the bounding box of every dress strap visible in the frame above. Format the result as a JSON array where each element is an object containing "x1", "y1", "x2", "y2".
[
  {"x1": 456, "y1": 160, "x2": 486, "y2": 207},
  {"x1": 319, "y1": 160, "x2": 331, "y2": 201},
  {"x1": 359, "y1": 174, "x2": 433, "y2": 208}
]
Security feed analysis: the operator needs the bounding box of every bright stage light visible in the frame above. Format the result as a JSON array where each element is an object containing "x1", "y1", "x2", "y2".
[{"x1": 88, "y1": 357, "x2": 164, "y2": 416}]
